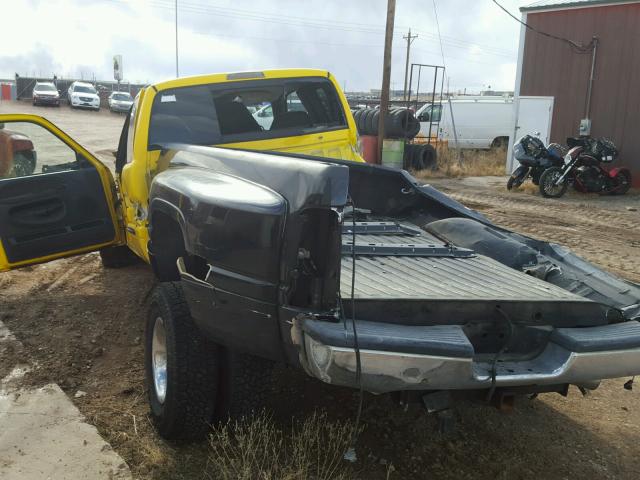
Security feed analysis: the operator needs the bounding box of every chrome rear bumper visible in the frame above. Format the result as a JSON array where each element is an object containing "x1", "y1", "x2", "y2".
[{"x1": 299, "y1": 320, "x2": 640, "y2": 394}]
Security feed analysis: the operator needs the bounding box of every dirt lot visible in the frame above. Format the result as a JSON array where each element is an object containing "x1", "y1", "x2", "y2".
[{"x1": 1, "y1": 101, "x2": 639, "y2": 479}]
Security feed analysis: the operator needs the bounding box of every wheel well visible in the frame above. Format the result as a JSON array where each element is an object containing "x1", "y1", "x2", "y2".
[
  {"x1": 491, "y1": 136, "x2": 509, "y2": 149},
  {"x1": 149, "y1": 211, "x2": 186, "y2": 281}
]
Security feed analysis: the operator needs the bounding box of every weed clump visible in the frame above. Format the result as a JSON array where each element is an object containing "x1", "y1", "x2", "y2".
[
  {"x1": 206, "y1": 411, "x2": 355, "y2": 480},
  {"x1": 413, "y1": 145, "x2": 508, "y2": 178}
]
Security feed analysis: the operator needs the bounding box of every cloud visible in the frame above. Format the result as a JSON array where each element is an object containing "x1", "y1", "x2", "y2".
[{"x1": 2, "y1": 0, "x2": 531, "y2": 92}]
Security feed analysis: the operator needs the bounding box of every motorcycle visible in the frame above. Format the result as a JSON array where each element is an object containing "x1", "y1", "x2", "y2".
[
  {"x1": 539, "y1": 137, "x2": 632, "y2": 198},
  {"x1": 507, "y1": 134, "x2": 565, "y2": 190}
]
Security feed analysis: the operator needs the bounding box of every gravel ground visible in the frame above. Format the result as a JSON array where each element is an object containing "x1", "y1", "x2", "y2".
[{"x1": 1, "y1": 101, "x2": 638, "y2": 479}]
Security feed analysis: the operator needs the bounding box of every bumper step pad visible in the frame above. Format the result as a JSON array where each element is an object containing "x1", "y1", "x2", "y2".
[
  {"x1": 302, "y1": 320, "x2": 473, "y2": 358},
  {"x1": 551, "y1": 321, "x2": 640, "y2": 352}
]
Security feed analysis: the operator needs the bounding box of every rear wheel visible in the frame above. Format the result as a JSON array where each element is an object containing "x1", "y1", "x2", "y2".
[
  {"x1": 146, "y1": 282, "x2": 220, "y2": 442},
  {"x1": 539, "y1": 166, "x2": 568, "y2": 198},
  {"x1": 613, "y1": 170, "x2": 632, "y2": 195},
  {"x1": 215, "y1": 348, "x2": 274, "y2": 421}
]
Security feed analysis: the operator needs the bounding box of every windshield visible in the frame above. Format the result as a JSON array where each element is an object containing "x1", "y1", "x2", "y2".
[
  {"x1": 148, "y1": 76, "x2": 346, "y2": 147},
  {"x1": 74, "y1": 85, "x2": 97, "y2": 94},
  {"x1": 112, "y1": 93, "x2": 132, "y2": 101},
  {"x1": 35, "y1": 84, "x2": 56, "y2": 92}
]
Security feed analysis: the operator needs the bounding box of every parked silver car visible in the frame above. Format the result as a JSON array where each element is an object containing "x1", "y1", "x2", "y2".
[{"x1": 108, "y1": 92, "x2": 133, "y2": 113}]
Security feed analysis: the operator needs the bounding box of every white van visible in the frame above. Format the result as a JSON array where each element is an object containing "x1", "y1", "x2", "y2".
[{"x1": 416, "y1": 96, "x2": 514, "y2": 149}]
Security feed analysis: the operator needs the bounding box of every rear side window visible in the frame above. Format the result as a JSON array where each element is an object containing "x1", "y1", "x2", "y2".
[{"x1": 147, "y1": 77, "x2": 346, "y2": 148}]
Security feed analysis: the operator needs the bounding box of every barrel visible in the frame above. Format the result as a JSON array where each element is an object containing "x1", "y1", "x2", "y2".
[
  {"x1": 360, "y1": 135, "x2": 378, "y2": 164},
  {"x1": 381, "y1": 139, "x2": 404, "y2": 169},
  {"x1": 1, "y1": 83, "x2": 11, "y2": 101}
]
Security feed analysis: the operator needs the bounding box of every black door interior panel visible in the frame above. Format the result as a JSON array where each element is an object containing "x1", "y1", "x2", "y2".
[
  {"x1": 0, "y1": 167, "x2": 115, "y2": 263},
  {"x1": 9, "y1": 197, "x2": 66, "y2": 226}
]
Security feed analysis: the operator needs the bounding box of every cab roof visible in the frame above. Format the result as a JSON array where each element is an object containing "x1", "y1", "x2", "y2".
[{"x1": 151, "y1": 68, "x2": 332, "y2": 93}]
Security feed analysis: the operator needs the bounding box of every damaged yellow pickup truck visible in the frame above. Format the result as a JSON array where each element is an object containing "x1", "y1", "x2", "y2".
[{"x1": 1, "y1": 69, "x2": 640, "y2": 443}]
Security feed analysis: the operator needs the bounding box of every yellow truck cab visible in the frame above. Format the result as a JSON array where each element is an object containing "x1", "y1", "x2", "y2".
[{"x1": 0, "y1": 68, "x2": 363, "y2": 271}]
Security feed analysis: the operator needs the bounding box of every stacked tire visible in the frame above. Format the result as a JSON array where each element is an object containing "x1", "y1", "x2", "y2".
[
  {"x1": 404, "y1": 143, "x2": 437, "y2": 171},
  {"x1": 353, "y1": 107, "x2": 420, "y2": 139}
]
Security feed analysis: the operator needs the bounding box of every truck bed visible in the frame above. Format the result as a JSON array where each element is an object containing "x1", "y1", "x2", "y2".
[
  {"x1": 340, "y1": 221, "x2": 585, "y2": 302},
  {"x1": 339, "y1": 220, "x2": 605, "y2": 327}
]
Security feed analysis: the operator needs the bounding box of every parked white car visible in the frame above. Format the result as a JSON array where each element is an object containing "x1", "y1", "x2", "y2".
[
  {"x1": 252, "y1": 104, "x2": 273, "y2": 130},
  {"x1": 108, "y1": 91, "x2": 133, "y2": 113},
  {"x1": 252, "y1": 100, "x2": 307, "y2": 130},
  {"x1": 417, "y1": 96, "x2": 514, "y2": 149},
  {"x1": 67, "y1": 81, "x2": 100, "y2": 111}
]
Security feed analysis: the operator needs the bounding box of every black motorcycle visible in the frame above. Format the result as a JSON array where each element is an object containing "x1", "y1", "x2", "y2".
[
  {"x1": 539, "y1": 137, "x2": 632, "y2": 198},
  {"x1": 507, "y1": 135, "x2": 565, "y2": 190}
]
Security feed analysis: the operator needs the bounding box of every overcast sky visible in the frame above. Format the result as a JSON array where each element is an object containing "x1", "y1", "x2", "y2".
[{"x1": 3, "y1": 0, "x2": 532, "y2": 93}]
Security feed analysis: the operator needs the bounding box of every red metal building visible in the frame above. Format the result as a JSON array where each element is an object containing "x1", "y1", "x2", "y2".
[{"x1": 515, "y1": 0, "x2": 640, "y2": 185}]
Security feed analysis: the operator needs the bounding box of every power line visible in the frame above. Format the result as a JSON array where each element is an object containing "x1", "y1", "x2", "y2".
[
  {"x1": 412, "y1": 30, "x2": 516, "y2": 57},
  {"x1": 170, "y1": 0, "x2": 516, "y2": 57},
  {"x1": 155, "y1": 0, "x2": 391, "y2": 31},
  {"x1": 431, "y1": 0, "x2": 447, "y2": 71},
  {"x1": 108, "y1": 0, "x2": 390, "y2": 35},
  {"x1": 99, "y1": 0, "x2": 517, "y2": 60},
  {"x1": 491, "y1": 0, "x2": 595, "y2": 53},
  {"x1": 411, "y1": 47, "x2": 511, "y2": 66}
]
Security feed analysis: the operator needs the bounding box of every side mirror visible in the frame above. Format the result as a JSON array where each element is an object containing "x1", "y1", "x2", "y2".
[{"x1": 418, "y1": 114, "x2": 428, "y2": 122}]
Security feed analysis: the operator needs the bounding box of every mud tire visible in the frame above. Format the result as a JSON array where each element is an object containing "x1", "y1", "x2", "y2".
[
  {"x1": 215, "y1": 348, "x2": 274, "y2": 421},
  {"x1": 146, "y1": 282, "x2": 220, "y2": 442}
]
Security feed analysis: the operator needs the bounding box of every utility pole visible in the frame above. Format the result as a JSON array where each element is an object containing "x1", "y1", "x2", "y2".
[
  {"x1": 377, "y1": 0, "x2": 396, "y2": 162},
  {"x1": 402, "y1": 28, "x2": 418, "y2": 101},
  {"x1": 175, "y1": 0, "x2": 179, "y2": 77}
]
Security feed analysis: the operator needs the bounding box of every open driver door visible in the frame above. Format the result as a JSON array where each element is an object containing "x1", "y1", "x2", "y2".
[{"x1": 0, "y1": 114, "x2": 123, "y2": 272}]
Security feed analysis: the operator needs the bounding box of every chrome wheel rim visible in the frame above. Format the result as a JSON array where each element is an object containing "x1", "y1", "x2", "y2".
[
  {"x1": 544, "y1": 171, "x2": 564, "y2": 196},
  {"x1": 152, "y1": 316, "x2": 168, "y2": 404}
]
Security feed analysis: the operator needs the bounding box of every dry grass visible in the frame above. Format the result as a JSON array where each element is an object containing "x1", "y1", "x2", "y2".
[
  {"x1": 206, "y1": 411, "x2": 357, "y2": 480},
  {"x1": 413, "y1": 145, "x2": 508, "y2": 179},
  {"x1": 510, "y1": 181, "x2": 540, "y2": 195}
]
